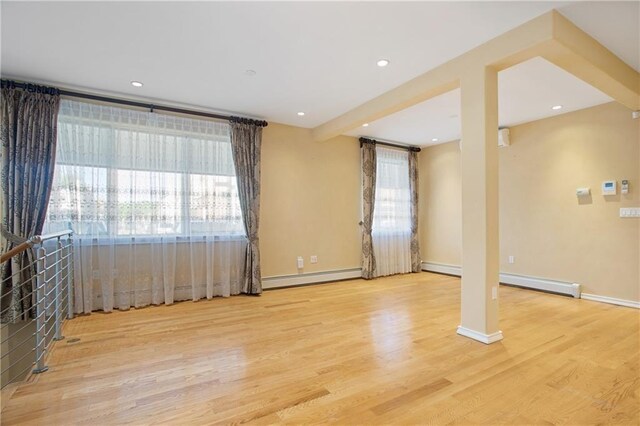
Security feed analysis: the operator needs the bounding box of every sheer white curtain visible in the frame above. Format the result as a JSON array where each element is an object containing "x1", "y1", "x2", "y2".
[
  {"x1": 372, "y1": 147, "x2": 412, "y2": 277},
  {"x1": 44, "y1": 100, "x2": 247, "y2": 313}
]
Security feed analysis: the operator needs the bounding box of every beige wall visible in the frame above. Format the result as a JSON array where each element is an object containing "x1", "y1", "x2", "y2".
[
  {"x1": 419, "y1": 141, "x2": 462, "y2": 266},
  {"x1": 420, "y1": 102, "x2": 640, "y2": 302},
  {"x1": 260, "y1": 123, "x2": 361, "y2": 277}
]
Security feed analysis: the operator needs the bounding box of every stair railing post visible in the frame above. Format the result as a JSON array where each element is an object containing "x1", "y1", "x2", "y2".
[
  {"x1": 67, "y1": 234, "x2": 74, "y2": 319},
  {"x1": 54, "y1": 237, "x2": 63, "y2": 341},
  {"x1": 33, "y1": 245, "x2": 49, "y2": 374}
]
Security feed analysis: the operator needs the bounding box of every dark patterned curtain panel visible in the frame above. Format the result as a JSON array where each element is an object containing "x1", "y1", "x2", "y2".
[
  {"x1": 408, "y1": 150, "x2": 421, "y2": 272},
  {"x1": 361, "y1": 141, "x2": 377, "y2": 279},
  {"x1": 229, "y1": 119, "x2": 264, "y2": 295},
  {"x1": 1, "y1": 83, "x2": 61, "y2": 322}
]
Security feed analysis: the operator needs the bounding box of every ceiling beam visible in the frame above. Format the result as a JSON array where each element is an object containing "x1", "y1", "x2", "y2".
[
  {"x1": 542, "y1": 11, "x2": 640, "y2": 111},
  {"x1": 312, "y1": 10, "x2": 640, "y2": 142}
]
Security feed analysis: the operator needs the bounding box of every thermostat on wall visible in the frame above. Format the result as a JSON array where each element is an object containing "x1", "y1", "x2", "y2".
[{"x1": 602, "y1": 180, "x2": 617, "y2": 196}]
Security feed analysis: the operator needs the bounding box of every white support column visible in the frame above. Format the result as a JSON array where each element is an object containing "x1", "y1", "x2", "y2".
[{"x1": 458, "y1": 65, "x2": 503, "y2": 344}]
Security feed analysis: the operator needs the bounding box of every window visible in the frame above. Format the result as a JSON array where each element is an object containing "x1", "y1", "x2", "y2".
[
  {"x1": 45, "y1": 100, "x2": 245, "y2": 239},
  {"x1": 372, "y1": 147, "x2": 411, "y2": 235}
]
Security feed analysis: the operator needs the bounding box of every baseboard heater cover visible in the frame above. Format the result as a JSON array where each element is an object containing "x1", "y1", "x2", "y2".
[
  {"x1": 421, "y1": 262, "x2": 581, "y2": 298},
  {"x1": 420, "y1": 262, "x2": 461, "y2": 277},
  {"x1": 262, "y1": 268, "x2": 362, "y2": 290},
  {"x1": 500, "y1": 273, "x2": 581, "y2": 298}
]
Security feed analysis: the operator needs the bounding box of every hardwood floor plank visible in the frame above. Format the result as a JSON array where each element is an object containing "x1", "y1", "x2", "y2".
[
  {"x1": 370, "y1": 378, "x2": 453, "y2": 415},
  {"x1": 1, "y1": 272, "x2": 638, "y2": 425}
]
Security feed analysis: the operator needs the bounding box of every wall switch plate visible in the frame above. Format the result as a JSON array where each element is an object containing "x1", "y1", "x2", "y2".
[
  {"x1": 508, "y1": 255, "x2": 515, "y2": 264},
  {"x1": 310, "y1": 255, "x2": 318, "y2": 264},
  {"x1": 297, "y1": 256, "x2": 304, "y2": 269},
  {"x1": 620, "y1": 207, "x2": 640, "y2": 218},
  {"x1": 492, "y1": 286, "x2": 498, "y2": 300}
]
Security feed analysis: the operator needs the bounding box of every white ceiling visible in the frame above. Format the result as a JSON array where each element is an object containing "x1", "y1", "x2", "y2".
[
  {"x1": 347, "y1": 57, "x2": 613, "y2": 146},
  {"x1": 558, "y1": 1, "x2": 640, "y2": 72},
  {"x1": 1, "y1": 1, "x2": 637, "y2": 134}
]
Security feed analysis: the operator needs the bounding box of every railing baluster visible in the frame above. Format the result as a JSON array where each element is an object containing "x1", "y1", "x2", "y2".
[
  {"x1": 54, "y1": 238, "x2": 64, "y2": 341},
  {"x1": 33, "y1": 246, "x2": 49, "y2": 374},
  {"x1": 67, "y1": 234, "x2": 74, "y2": 319}
]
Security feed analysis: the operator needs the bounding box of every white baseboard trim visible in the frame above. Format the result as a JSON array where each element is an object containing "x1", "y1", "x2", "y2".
[
  {"x1": 262, "y1": 268, "x2": 362, "y2": 290},
  {"x1": 580, "y1": 293, "x2": 640, "y2": 309},
  {"x1": 456, "y1": 326, "x2": 504, "y2": 344},
  {"x1": 421, "y1": 262, "x2": 581, "y2": 298},
  {"x1": 421, "y1": 262, "x2": 461, "y2": 276}
]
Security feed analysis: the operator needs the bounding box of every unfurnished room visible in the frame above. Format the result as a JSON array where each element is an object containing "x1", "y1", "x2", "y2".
[{"x1": 0, "y1": 1, "x2": 639, "y2": 424}]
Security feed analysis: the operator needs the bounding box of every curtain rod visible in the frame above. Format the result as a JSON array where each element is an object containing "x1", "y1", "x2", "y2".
[
  {"x1": 0, "y1": 79, "x2": 269, "y2": 127},
  {"x1": 359, "y1": 137, "x2": 421, "y2": 152}
]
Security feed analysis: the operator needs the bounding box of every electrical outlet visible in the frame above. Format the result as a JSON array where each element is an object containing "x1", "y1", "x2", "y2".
[
  {"x1": 310, "y1": 255, "x2": 318, "y2": 264},
  {"x1": 508, "y1": 255, "x2": 515, "y2": 264}
]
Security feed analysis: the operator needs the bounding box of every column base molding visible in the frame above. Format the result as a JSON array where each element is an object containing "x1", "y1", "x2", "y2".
[{"x1": 457, "y1": 326, "x2": 503, "y2": 344}]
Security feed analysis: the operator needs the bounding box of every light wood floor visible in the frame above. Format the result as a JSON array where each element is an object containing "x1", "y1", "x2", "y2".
[{"x1": 2, "y1": 272, "x2": 639, "y2": 425}]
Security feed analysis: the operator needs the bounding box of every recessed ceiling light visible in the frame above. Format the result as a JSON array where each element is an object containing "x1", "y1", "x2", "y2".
[
  {"x1": 376, "y1": 59, "x2": 390, "y2": 67},
  {"x1": 432, "y1": 138, "x2": 439, "y2": 142},
  {"x1": 362, "y1": 123, "x2": 369, "y2": 127},
  {"x1": 245, "y1": 69, "x2": 256, "y2": 76},
  {"x1": 297, "y1": 112, "x2": 305, "y2": 116},
  {"x1": 552, "y1": 105, "x2": 563, "y2": 110},
  {"x1": 131, "y1": 81, "x2": 143, "y2": 88}
]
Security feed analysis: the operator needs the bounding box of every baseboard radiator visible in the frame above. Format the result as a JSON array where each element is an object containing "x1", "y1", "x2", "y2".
[
  {"x1": 421, "y1": 262, "x2": 581, "y2": 298},
  {"x1": 262, "y1": 268, "x2": 362, "y2": 290}
]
